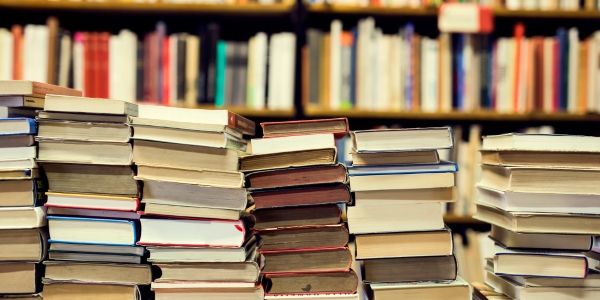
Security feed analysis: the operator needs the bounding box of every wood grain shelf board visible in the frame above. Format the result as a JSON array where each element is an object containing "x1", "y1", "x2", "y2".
[
  {"x1": 173, "y1": 103, "x2": 296, "y2": 118},
  {"x1": 0, "y1": 0, "x2": 294, "y2": 15},
  {"x1": 304, "y1": 107, "x2": 600, "y2": 121},
  {"x1": 443, "y1": 215, "x2": 485, "y2": 225},
  {"x1": 306, "y1": 4, "x2": 438, "y2": 16},
  {"x1": 493, "y1": 8, "x2": 600, "y2": 18}
]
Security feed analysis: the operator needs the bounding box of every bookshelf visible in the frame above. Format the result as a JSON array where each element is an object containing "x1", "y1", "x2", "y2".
[
  {"x1": 175, "y1": 104, "x2": 296, "y2": 118},
  {"x1": 306, "y1": 4, "x2": 438, "y2": 16}
]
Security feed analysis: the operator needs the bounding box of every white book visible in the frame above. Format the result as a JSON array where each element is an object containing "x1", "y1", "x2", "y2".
[
  {"x1": 22, "y1": 25, "x2": 35, "y2": 82},
  {"x1": 280, "y1": 33, "x2": 296, "y2": 110},
  {"x1": 542, "y1": 37, "x2": 554, "y2": 113},
  {"x1": 109, "y1": 34, "x2": 120, "y2": 101},
  {"x1": 251, "y1": 133, "x2": 335, "y2": 155},
  {"x1": 35, "y1": 25, "x2": 49, "y2": 83},
  {"x1": 355, "y1": 19, "x2": 366, "y2": 109},
  {"x1": 185, "y1": 35, "x2": 199, "y2": 106},
  {"x1": 330, "y1": 20, "x2": 342, "y2": 110},
  {"x1": 523, "y1": 0, "x2": 538, "y2": 10},
  {"x1": 595, "y1": 32, "x2": 600, "y2": 113},
  {"x1": 253, "y1": 32, "x2": 268, "y2": 110},
  {"x1": 0, "y1": 146, "x2": 37, "y2": 160},
  {"x1": 361, "y1": 18, "x2": 375, "y2": 110},
  {"x1": 587, "y1": 36, "x2": 597, "y2": 113},
  {"x1": 246, "y1": 36, "x2": 255, "y2": 107},
  {"x1": 422, "y1": 37, "x2": 439, "y2": 113},
  {"x1": 540, "y1": 0, "x2": 559, "y2": 9},
  {"x1": 0, "y1": 28, "x2": 13, "y2": 81},
  {"x1": 567, "y1": 28, "x2": 579, "y2": 113},
  {"x1": 390, "y1": 34, "x2": 402, "y2": 110},
  {"x1": 267, "y1": 34, "x2": 279, "y2": 110},
  {"x1": 58, "y1": 35, "x2": 72, "y2": 88},
  {"x1": 482, "y1": 133, "x2": 600, "y2": 152},
  {"x1": 495, "y1": 38, "x2": 508, "y2": 113},
  {"x1": 73, "y1": 32, "x2": 85, "y2": 93},
  {"x1": 376, "y1": 32, "x2": 391, "y2": 111},
  {"x1": 121, "y1": 29, "x2": 138, "y2": 103},
  {"x1": 369, "y1": 27, "x2": 380, "y2": 111},
  {"x1": 506, "y1": 0, "x2": 523, "y2": 9},
  {"x1": 169, "y1": 34, "x2": 178, "y2": 106}
]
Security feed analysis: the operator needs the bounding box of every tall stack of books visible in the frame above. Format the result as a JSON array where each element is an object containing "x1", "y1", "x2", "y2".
[
  {"x1": 0, "y1": 81, "x2": 81, "y2": 298},
  {"x1": 129, "y1": 105, "x2": 262, "y2": 300},
  {"x1": 475, "y1": 133, "x2": 600, "y2": 299},
  {"x1": 242, "y1": 118, "x2": 357, "y2": 298},
  {"x1": 346, "y1": 127, "x2": 471, "y2": 299},
  {"x1": 36, "y1": 95, "x2": 152, "y2": 299}
]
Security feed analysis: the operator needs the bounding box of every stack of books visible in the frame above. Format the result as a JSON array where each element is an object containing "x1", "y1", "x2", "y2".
[
  {"x1": 36, "y1": 95, "x2": 152, "y2": 299},
  {"x1": 346, "y1": 127, "x2": 471, "y2": 298},
  {"x1": 475, "y1": 133, "x2": 600, "y2": 299},
  {"x1": 243, "y1": 118, "x2": 357, "y2": 298},
  {"x1": 129, "y1": 105, "x2": 262, "y2": 299}
]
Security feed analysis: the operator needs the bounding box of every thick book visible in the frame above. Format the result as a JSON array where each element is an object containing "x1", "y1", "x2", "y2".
[
  {"x1": 246, "y1": 164, "x2": 347, "y2": 190},
  {"x1": 240, "y1": 148, "x2": 337, "y2": 172},
  {"x1": 347, "y1": 202, "x2": 445, "y2": 234},
  {"x1": 370, "y1": 276, "x2": 471, "y2": 299},
  {"x1": 0, "y1": 118, "x2": 37, "y2": 135},
  {"x1": 46, "y1": 206, "x2": 140, "y2": 220},
  {"x1": 131, "y1": 125, "x2": 246, "y2": 151},
  {"x1": 261, "y1": 118, "x2": 349, "y2": 139},
  {"x1": 38, "y1": 120, "x2": 131, "y2": 143},
  {"x1": 251, "y1": 185, "x2": 350, "y2": 209},
  {"x1": 0, "y1": 80, "x2": 82, "y2": 97},
  {"x1": 43, "y1": 261, "x2": 151, "y2": 285},
  {"x1": 0, "y1": 135, "x2": 35, "y2": 148},
  {"x1": 264, "y1": 271, "x2": 358, "y2": 295},
  {"x1": 0, "y1": 207, "x2": 46, "y2": 229},
  {"x1": 479, "y1": 164, "x2": 600, "y2": 194},
  {"x1": 0, "y1": 168, "x2": 39, "y2": 180},
  {"x1": 0, "y1": 95, "x2": 44, "y2": 108},
  {"x1": 0, "y1": 146, "x2": 36, "y2": 160},
  {"x1": 38, "y1": 139, "x2": 132, "y2": 165},
  {"x1": 0, "y1": 158, "x2": 37, "y2": 170},
  {"x1": 43, "y1": 95, "x2": 138, "y2": 116},
  {"x1": 49, "y1": 242, "x2": 145, "y2": 256},
  {"x1": 494, "y1": 245, "x2": 588, "y2": 278},
  {"x1": 261, "y1": 247, "x2": 352, "y2": 274},
  {"x1": 129, "y1": 116, "x2": 243, "y2": 139},
  {"x1": 482, "y1": 133, "x2": 600, "y2": 152},
  {"x1": 38, "y1": 111, "x2": 129, "y2": 123},
  {"x1": 480, "y1": 150, "x2": 600, "y2": 168},
  {"x1": 354, "y1": 187, "x2": 457, "y2": 206},
  {"x1": 147, "y1": 236, "x2": 257, "y2": 263},
  {"x1": 43, "y1": 163, "x2": 139, "y2": 197},
  {"x1": 151, "y1": 283, "x2": 263, "y2": 300},
  {"x1": 355, "y1": 227, "x2": 453, "y2": 259},
  {"x1": 45, "y1": 192, "x2": 139, "y2": 212},
  {"x1": 253, "y1": 204, "x2": 342, "y2": 229},
  {"x1": 349, "y1": 172, "x2": 455, "y2": 192},
  {"x1": 348, "y1": 161, "x2": 458, "y2": 176},
  {"x1": 475, "y1": 203, "x2": 600, "y2": 235},
  {"x1": 504, "y1": 269, "x2": 600, "y2": 288},
  {"x1": 351, "y1": 149, "x2": 440, "y2": 166},
  {"x1": 0, "y1": 179, "x2": 45, "y2": 207},
  {"x1": 490, "y1": 225, "x2": 592, "y2": 251},
  {"x1": 258, "y1": 225, "x2": 349, "y2": 251},
  {"x1": 132, "y1": 139, "x2": 239, "y2": 171},
  {"x1": 0, "y1": 263, "x2": 38, "y2": 294},
  {"x1": 363, "y1": 255, "x2": 457, "y2": 283},
  {"x1": 351, "y1": 127, "x2": 454, "y2": 152},
  {"x1": 43, "y1": 283, "x2": 143, "y2": 300},
  {"x1": 47, "y1": 216, "x2": 137, "y2": 246},
  {"x1": 252, "y1": 134, "x2": 336, "y2": 155},
  {"x1": 0, "y1": 228, "x2": 47, "y2": 262},
  {"x1": 48, "y1": 252, "x2": 142, "y2": 264},
  {"x1": 136, "y1": 165, "x2": 243, "y2": 188},
  {"x1": 138, "y1": 217, "x2": 250, "y2": 247}
]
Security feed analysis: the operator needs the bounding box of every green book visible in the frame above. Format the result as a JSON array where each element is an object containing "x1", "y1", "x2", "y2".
[{"x1": 215, "y1": 40, "x2": 226, "y2": 108}]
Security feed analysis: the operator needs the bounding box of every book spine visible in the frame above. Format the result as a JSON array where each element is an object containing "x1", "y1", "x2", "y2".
[{"x1": 215, "y1": 40, "x2": 226, "y2": 108}]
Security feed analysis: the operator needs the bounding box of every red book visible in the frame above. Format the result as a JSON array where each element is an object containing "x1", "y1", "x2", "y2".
[
  {"x1": 513, "y1": 23, "x2": 525, "y2": 112},
  {"x1": 11, "y1": 25, "x2": 23, "y2": 80},
  {"x1": 91, "y1": 32, "x2": 101, "y2": 98},
  {"x1": 99, "y1": 32, "x2": 110, "y2": 98},
  {"x1": 553, "y1": 39, "x2": 560, "y2": 111},
  {"x1": 83, "y1": 32, "x2": 93, "y2": 97},
  {"x1": 260, "y1": 118, "x2": 349, "y2": 140},
  {"x1": 260, "y1": 247, "x2": 352, "y2": 275},
  {"x1": 246, "y1": 164, "x2": 347, "y2": 190},
  {"x1": 264, "y1": 271, "x2": 358, "y2": 296},
  {"x1": 162, "y1": 37, "x2": 170, "y2": 105},
  {"x1": 250, "y1": 185, "x2": 351, "y2": 209}
]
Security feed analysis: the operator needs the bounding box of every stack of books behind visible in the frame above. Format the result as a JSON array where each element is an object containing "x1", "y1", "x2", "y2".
[
  {"x1": 243, "y1": 118, "x2": 360, "y2": 299},
  {"x1": 0, "y1": 81, "x2": 70, "y2": 299},
  {"x1": 475, "y1": 133, "x2": 600, "y2": 300},
  {"x1": 347, "y1": 127, "x2": 471, "y2": 299},
  {"x1": 129, "y1": 105, "x2": 262, "y2": 299},
  {"x1": 36, "y1": 94, "x2": 152, "y2": 299}
]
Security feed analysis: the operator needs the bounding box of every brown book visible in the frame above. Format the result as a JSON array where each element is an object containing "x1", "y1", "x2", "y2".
[
  {"x1": 43, "y1": 163, "x2": 139, "y2": 197},
  {"x1": 363, "y1": 255, "x2": 457, "y2": 283},
  {"x1": 351, "y1": 150, "x2": 439, "y2": 166},
  {"x1": 0, "y1": 180, "x2": 44, "y2": 207},
  {"x1": 246, "y1": 164, "x2": 347, "y2": 190},
  {"x1": 240, "y1": 148, "x2": 337, "y2": 172},
  {"x1": 261, "y1": 247, "x2": 352, "y2": 274},
  {"x1": 155, "y1": 252, "x2": 260, "y2": 283},
  {"x1": 43, "y1": 283, "x2": 141, "y2": 300},
  {"x1": 43, "y1": 261, "x2": 152, "y2": 285},
  {"x1": 250, "y1": 185, "x2": 350, "y2": 209},
  {"x1": 0, "y1": 228, "x2": 46, "y2": 262},
  {"x1": 355, "y1": 228, "x2": 453, "y2": 259},
  {"x1": 252, "y1": 204, "x2": 341, "y2": 229},
  {"x1": 47, "y1": 16, "x2": 59, "y2": 85},
  {"x1": 258, "y1": 225, "x2": 348, "y2": 251},
  {"x1": 0, "y1": 262, "x2": 38, "y2": 294},
  {"x1": 12, "y1": 25, "x2": 24, "y2": 80},
  {"x1": 260, "y1": 118, "x2": 349, "y2": 139},
  {"x1": 264, "y1": 271, "x2": 358, "y2": 295},
  {"x1": 302, "y1": 45, "x2": 309, "y2": 107},
  {"x1": 0, "y1": 81, "x2": 82, "y2": 97}
]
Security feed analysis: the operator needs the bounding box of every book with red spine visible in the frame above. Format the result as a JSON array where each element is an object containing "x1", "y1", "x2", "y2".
[
  {"x1": 12, "y1": 25, "x2": 23, "y2": 80},
  {"x1": 83, "y1": 32, "x2": 93, "y2": 97},
  {"x1": 162, "y1": 37, "x2": 170, "y2": 105},
  {"x1": 99, "y1": 32, "x2": 110, "y2": 99},
  {"x1": 513, "y1": 23, "x2": 525, "y2": 112},
  {"x1": 260, "y1": 118, "x2": 350, "y2": 140}
]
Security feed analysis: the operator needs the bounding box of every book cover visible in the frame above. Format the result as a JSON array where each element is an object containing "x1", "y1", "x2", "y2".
[
  {"x1": 0, "y1": 118, "x2": 37, "y2": 135},
  {"x1": 47, "y1": 216, "x2": 138, "y2": 246}
]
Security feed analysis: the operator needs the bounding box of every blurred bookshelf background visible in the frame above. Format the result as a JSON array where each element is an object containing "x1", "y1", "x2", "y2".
[{"x1": 2, "y1": 0, "x2": 600, "y2": 284}]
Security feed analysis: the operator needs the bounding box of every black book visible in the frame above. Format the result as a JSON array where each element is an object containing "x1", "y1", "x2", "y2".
[
  {"x1": 176, "y1": 34, "x2": 187, "y2": 103},
  {"x1": 197, "y1": 22, "x2": 220, "y2": 104}
]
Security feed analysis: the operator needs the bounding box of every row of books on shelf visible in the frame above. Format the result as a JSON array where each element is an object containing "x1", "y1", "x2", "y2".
[
  {"x1": 32, "y1": 0, "x2": 292, "y2": 4},
  {"x1": 303, "y1": 19, "x2": 600, "y2": 113},
  {"x1": 308, "y1": 0, "x2": 600, "y2": 11},
  {"x1": 0, "y1": 19, "x2": 296, "y2": 110}
]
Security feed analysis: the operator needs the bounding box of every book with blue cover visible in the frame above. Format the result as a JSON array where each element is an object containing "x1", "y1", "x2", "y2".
[
  {"x1": 0, "y1": 118, "x2": 37, "y2": 135},
  {"x1": 47, "y1": 216, "x2": 138, "y2": 246}
]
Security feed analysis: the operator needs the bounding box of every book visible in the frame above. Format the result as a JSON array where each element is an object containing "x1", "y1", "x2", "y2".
[
  {"x1": 0, "y1": 146, "x2": 36, "y2": 160},
  {"x1": 43, "y1": 95, "x2": 138, "y2": 116},
  {"x1": 0, "y1": 168, "x2": 39, "y2": 180},
  {"x1": 37, "y1": 120, "x2": 131, "y2": 143},
  {"x1": 46, "y1": 207, "x2": 140, "y2": 220},
  {"x1": 355, "y1": 227, "x2": 453, "y2": 259},
  {"x1": 43, "y1": 163, "x2": 139, "y2": 197},
  {"x1": 475, "y1": 203, "x2": 600, "y2": 234},
  {"x1": 136, "y1": 165, "x2": 244, "y2": 188},
  {"x1": 480, "y1": 150, "x2": 600, "y2": 168},
  {"x1": 0, "y1": 135, "x2": 35, "y2": 148},
  {"x1": 132, "y1": 140, "x2": 239, "y2": 171},
  {"x1": 260, "y1": 118, "x2": 349, "y2": 139},
  {"x1": 0, "y1": 263, "x2": 38, "y2": 294},
  {"x1": 43, "y1": 283, "x2": 142, "y2": 300},
  {"x1": 240, "y1": 148, "x2": 337, "y2": 172},
  {"x1": 349, "y1": 172, "x2": 454, "y2": 192},
  {"x1": 479, "y1": 165, "x2": 600, "y2": 194},
  {"x1": 38, "y1": 111, "x2": 128, "y2": 123},
  {"x1": 258, "y1": 225, "x2": 349, "y2": 251},
  {"x1": 0, "y1": 180, "x2": 45, "y2": 207},
  {"x1": 45, "y1": 192, "x2": 139, "y2": 212},
  {"x1": 47, "y1": 216, "x2": 137, "y2": 246},
  {"x1": 251, "y1": 134, "x2": 336, "y2": 155},
  {"x1": 38, "y1": 140, "x2": 132, "y2": 165},
  {"x1": 494, "y1": 245, "x2": 589, "y2": 278},
  {"x1": 245, "y1": 164, "x2": 347, "y2": 190},
  {"x1": 354, "y1": 187, "x2": 457, "y2": 205},
  {"x1": 348, "y1": 161, "x2": 457, "y2": 176},
  {"x1": 364, "y1": 255, "x2": 457, "y2": 283},
  {"x1": 0, "y1": 228, "x2": 47, "y2": 262},
  {"x1": 351, "y1": 150, "x2": 440, "y2": 166},
  {"x1": 347, "y1": 202, "x2": 444, "y2": 234},
  {"x1": 131, "y1": 125, "x2": 246, "y2": 151},
  {"x1": 147, "y1": 236, "x2": 256, "y2": 263},
  {"x1": 154, "y1": 252, "x2": 260, "y2": 283},
  {"x1": 43, "y1": 261, "x2": 152, "y2": 285},
  {"x1": 0, "y1": 118, "x2": 37, "y2": 135},
  {"x1": 140, "y1": 179, "x2": 247, "y2": 211},
  {"x1": 0, "y1": 207, "x2": 46, "y2": 229},
  {"x1": 250, "y1": 185, "x2": 350, "y2": 209},
  {"x1": 483, "y1": 133, "x2": 600, "y2": 152},
  {"x1": 143, "y1": 203, "x2": 248, "y2": 221},
  {"x1": 48, "y1": 252, "x2": 142, "y2": 264},
  {"x1": 264, "y1": 271, "x2": 358, "y2": 295},
  {"x1": 264, "y1": 295, "x2": 359, "y2": 300},
  {"x1": 151, "y1": 284, "x2": 264, "y2": 300},
  {"x1": 261, "y1": 248, "x2": 352, "y2": 274},
  {"x1": 0, "y1": 95, "x2": 44, "y2": 108},
  {"x1": 0, "y1": 80, "x2": 82, "y2": 97},
  {"x1": 138, "y1": 217, "x2": 250, "y2": 247},
  {"x1": 0, "y1": 158, "x2": 37, "y2": 170},
  {"x1": 49, "y1": 243, "x2": 145, "y2": 256},
  {"x1": 478, "y1": 185, "x2": 600, "y2": 214},
  {"x1": 504, "y1": 269, "x2": 600, "y2": 287},
  {"x1": 490, "y1": 225, "x2": 592, "y2": 251},
  {"x1": 369, "y1": 276, "x2": 471, "y2": 299},
  {"x1": 253, "y1": 204, "x2": 342, "y2": 229},
  {"x1": 351, "y1": 127, "x2": 453, "y2": 152}
]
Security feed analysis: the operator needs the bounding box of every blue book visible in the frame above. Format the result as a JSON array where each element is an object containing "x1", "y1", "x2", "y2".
[
  {"x1": 556, "y1": 28, "x2": 568, "y2": 110},
  {"x1": 0, "y1": 118, "x2": 36, "y2": 135},
  {"x1": 349, "y1": 27, "x2": 358, "y2": 108},
  {"x1": 404, "y1": 23, "x2": 414, "y2": 110},
  {"x1": 47, "y1": 216, "x2": 138, "y2": 246},
  {"x1": 348, "y1": 161, "x2": 458, "y2": 176}
]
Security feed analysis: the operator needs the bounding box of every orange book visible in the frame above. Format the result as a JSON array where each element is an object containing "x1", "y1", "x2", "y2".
[
  {"x1": 301, "y1": 45, "x2": 310, "y2": 107},
  {"x1": 99, "y1": 32, "x2": 110, "y2": 99},
  {"x1": 11, "y1": 25, "x2": 23, "y2": 80},
  {"x1": 47, "y1": 17, "x2": 59, "y2": 85},
  {"x1": 412, "y1": 34, "x2": 421, "y2": 111},
  {"x1": 322, "y1": 34, "x2": 331, "y2": 109},
  {"x1": 525, "y1": 39, "x2": 535, "y2": 112},
  {"x1": 513, "y1": 23, "x2": 525, "y2": 112},
  {"x1": 579, "y1": 40, "x2": 588, "y2": 113}
]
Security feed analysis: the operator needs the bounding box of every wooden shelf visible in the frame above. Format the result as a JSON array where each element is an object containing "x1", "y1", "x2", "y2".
[
  {"x1": 0, "y1": 0, "x2": 294, "y2": 15},
  {"x1": 304, "y1": 107, "x2": 600, "y2": 122},
  {"x1": 443, "y1": 215, "x2": 485, "y2": 225},
  {"x1": 173, "y1": 103, "x2": 296, "y2": 118},
  {"x1": 493, "y1": 8, "x2": 600, "y2": 18},
  {"x1": 306, "y1": 4, "x2": 438, "y2": 16}
]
